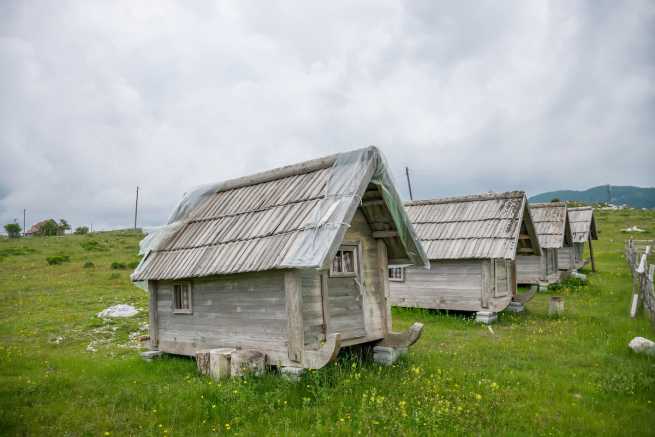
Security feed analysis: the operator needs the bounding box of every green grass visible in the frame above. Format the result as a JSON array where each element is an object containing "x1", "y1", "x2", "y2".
[{"x1": 1, "y1": 211, "x2": 654, "y2": 436}]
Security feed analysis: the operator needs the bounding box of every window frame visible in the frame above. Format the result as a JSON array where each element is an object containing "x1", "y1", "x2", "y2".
[
  {"x1": 388, "y1": 266, "x2": 405, "y2": 282},
  {"x1": 329, "y1": 244, "x2": 359, "y2": 278},
  {"x1": 172, "y1": 281, "x2": 193, "y2": 314}
]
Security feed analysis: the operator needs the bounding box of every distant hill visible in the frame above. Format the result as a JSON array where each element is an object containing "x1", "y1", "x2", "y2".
[{"x1": 529, "y1": 185, "x2": 655, "y2": 209}]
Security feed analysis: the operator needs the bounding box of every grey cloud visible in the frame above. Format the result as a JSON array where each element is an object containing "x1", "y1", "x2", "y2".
[{"x1": 1, "y1": 0, "x2": 653, "y2": 231}]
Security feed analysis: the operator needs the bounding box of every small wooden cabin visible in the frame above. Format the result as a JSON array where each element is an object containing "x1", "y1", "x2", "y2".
[
  {"x1": 516, "y1": 202, "x2": 573, "y2": 285},
  {"x1": 566, "y1": 206, "x2": 598, "y2": 271},
  {"x1": 131, "y1": 146, "x2": 429, "y2": 371},
  {"x1": 389, "y1": 192, "x2": 541, "y2": 323}
]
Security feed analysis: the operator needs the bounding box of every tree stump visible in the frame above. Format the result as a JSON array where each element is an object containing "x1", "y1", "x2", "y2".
[
  {"x1": 196, "y1": 349, "x2": 212, "y2": 376},
  {"x1": 548, "y1": 296, "x2": 564, "y2": 316},
  {"x1": 230, "y1": 350, "x2": 265, "y2": 377},
  {"x1": 209, "y1": 348, "x2": 236, "y2": 380}
]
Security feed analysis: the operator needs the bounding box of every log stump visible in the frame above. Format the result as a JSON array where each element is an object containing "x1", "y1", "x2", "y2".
[
  {"x1": 230, "y1": 350, "x2": 265, "y2": 377},
  {"x1": 548, "y1": 296, "x2": 564, "y2": 316},
  {"x1": 196, "y1": 349, "x2": 212, "y2": 376}
]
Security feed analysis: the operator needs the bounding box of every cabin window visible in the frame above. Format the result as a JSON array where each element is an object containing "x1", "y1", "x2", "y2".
[
  {"x1": 330, "y1": 246, "x2": 358, "y2": 277},
  {"x1": 388, "y1": 266, "x2": 404, "y2": 282},
  {"x1": 173, "y1": 282, "x2": 192, "y2": 314}
]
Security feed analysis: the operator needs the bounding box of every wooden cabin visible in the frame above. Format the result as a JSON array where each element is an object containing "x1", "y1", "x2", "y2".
[
  {"x1": 131, "y1": 146, "x2": 429, "y2": 372},
  {"x1": 566, "y1": 206, "x2": 598, "y2": 271},
  {"x1": 516, "y1": 202, "x2": 573, "y2": 285},
  {"x1": 389, "y1": 192, "x2": 541, "y2": 323}
]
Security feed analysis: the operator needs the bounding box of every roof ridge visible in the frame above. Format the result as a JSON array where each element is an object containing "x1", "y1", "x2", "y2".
[
  {"x1": 207, "y1": 146, "x2": 376, "y2": 195},
  {"x1": 412, "y1": 217, "x2": 518, "y2": 225},
  {"x1": 530, "y1": 202, "x2": 566, "y2": 208},
  {"x1": 420, "y1": 236, "x2": 515, "y2": 241},
  {"x1": 406, "y1": 191, "x2": 525, "y2": 206}
]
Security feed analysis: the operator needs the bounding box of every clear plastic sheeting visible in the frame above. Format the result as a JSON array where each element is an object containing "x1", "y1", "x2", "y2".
[
  {"x1": 131, "y1": 146, "x2": 429, "y2": 281},
  {"x1": 132, "y1": 182, "x2": 223, "y2": 281},
  {"x1": 278, "y1": 146, "x2": 428, "y2": 269}
]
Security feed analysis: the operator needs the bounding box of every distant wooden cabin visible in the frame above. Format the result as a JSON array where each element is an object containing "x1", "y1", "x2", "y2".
[
  {"x1": 131, "y1": 147, "x2": 429, "y2": 371},
  {"x1": 516, "y1": 202, "x2": 573, "y2": 285},
  {"x1": 389, "y1": 192, "x2": 541, "y2": 322},
  {"x1": 566, "y1": 206, "x2": 598, "y2": 271}
]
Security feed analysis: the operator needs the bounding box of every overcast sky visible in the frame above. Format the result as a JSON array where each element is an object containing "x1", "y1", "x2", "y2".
[{"x1": 1, "y1": 1, "x2": 654, "y2": 231}]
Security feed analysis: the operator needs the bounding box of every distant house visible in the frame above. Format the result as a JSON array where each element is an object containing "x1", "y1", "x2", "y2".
[
  {"x1": 24, "y1": 219, "x2": 53, "y2": 236},
  {"x1": 516, "y1": 202, "x2": 573, "y2": 285},
  {"x1": 567, "y1": 206, "x2": 598, "y2": 271},
  {"x1": 388, "y1": 192, "x2": 541, "y2": 323},
  {"x1": 131, "y1": 146, "x2": 429, "y2": 372}
]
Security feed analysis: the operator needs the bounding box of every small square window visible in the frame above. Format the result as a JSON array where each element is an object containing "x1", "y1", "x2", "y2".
[
  {"x1": 173, "y1": 282, "x2": 192, "y2": 314},
  {"x1": 330, "y1": 246, "x2": 358, "y2": 277},
  {"x1": 388, "y1": 266, "x2": 404, "y2": 282}
]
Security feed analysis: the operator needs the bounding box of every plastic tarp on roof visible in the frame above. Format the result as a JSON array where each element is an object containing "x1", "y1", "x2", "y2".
[{"x1": 132, "y1": 146, "x2": 428, "y2": 281}]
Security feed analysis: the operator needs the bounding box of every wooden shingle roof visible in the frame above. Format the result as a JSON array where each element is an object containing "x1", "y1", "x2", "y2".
[
  {"x1": 132, "y1": 147, "x2": 428, "y2": 281},
  {"x1": 528, "y1": 202, "x2": 572, "y2": 249},
  {"x1": 405, "y1": 191, "x2": 541, "y2": 261},
  {"x1": 568, "y1": 206, "x2": 598, "y2": 243}
]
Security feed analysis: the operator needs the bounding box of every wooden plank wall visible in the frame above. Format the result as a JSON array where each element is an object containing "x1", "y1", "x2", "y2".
[
  {"x1": 517, "y1": 249, "x2": 560, "y2": 284},
  {"x1": 300, "y1": 209, "x2": 387, "y2": 348},
  {"x1": 156, "y1": 271, "x2": 288, "y2": 356},
  {"x1": 300, "y1": 269, "x2": 324, "y2": 350},
  {"x1": 349, "y1": 208, "x2": 386, "y2": 341},
  {"x1": 574, "y1": 243, "x2": 585, "y2": 267},
  {"x1": 558, "y1": 246, "x2": 574, "y2": 271},
  {"x1": 491, "y1": 259, "x2": 514, "y2": 311},
  {"x1": 389, "y1": 259, "x2": 484, "y2": 311},
  {"x1": 516, "y1": 255, "x2": 542, "y2": 284}
]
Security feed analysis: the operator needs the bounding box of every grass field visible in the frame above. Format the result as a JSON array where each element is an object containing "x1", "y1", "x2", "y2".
[{"x1": 1, "y1": 209, "x2": 654, "y2": 436}]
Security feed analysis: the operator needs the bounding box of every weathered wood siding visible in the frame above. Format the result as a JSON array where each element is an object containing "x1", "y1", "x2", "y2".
[
  {"x1": 390, "y1": 258, "x2": 514, "y2": 313},
  {"x1": 156, "y1": 271, "x2": 287, "y2": 356},
  {"x1": 390, "y1": 260, "x2": 483, "y2": 311},
  {"x1": 300, "y1": 269, "x2": 324, "y2": 349},
  {"x1": 573, "y1": 242, "x2": 585, "y2": 267},
  {"x1": 328, "y1": 209, "x2": 386, "y2": 343},
  {"x1": 493, "y1": 259, "x2": 512, "y2": 298},
  {"x1": 516, "y1": 255, "x2": 541, "y2": 284},
  {"x1": 300, "y1": 209, "x2": 387, "y2": 349},
  {"x1": 558, "y1": 246, "x2": 574, "y2": 271},
  {"x1": 517, "y1": 248, "x2": 560, "y2": 284}
]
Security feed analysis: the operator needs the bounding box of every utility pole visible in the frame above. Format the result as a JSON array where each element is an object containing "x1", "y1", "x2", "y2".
[
  {"x1": 23, "y1": 209, "x2": 26, "y2": 236},
  {"x1": 134, "y1": 186, "x2": 139, "y2": 230},
  {"x1": 404, "y1": 166, "x2": 414, "y2": 201}
]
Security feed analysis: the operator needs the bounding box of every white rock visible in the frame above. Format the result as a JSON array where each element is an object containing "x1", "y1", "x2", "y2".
[
  {"x1": 628, "y1": 337, "x2": 655, "y2": 356},
  {"x1": 622, "y1": 226, "x2": 645, "y2": 233},
  {"x1": 97, "y1": 304, "x2": 139, "y2": 318}
]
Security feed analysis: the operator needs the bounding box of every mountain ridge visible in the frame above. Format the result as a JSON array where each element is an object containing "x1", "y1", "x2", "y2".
[{"x1": 529, "y1": 185, "x2": 655, "y2": 209}]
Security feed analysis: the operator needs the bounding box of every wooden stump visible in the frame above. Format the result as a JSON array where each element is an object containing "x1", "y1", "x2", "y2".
[
  {"x1": 196, "y1": 349, "x2": 212, "y2": 376},
  {"x1": 209, "y1": 348, "x2": 236, "y2": 380},
  {"x1": 230, "y1": 350, "x2": 265, "y2": 377},
  {"x1": 548, "y1": 296, "x2": 564, "y2": 316}
]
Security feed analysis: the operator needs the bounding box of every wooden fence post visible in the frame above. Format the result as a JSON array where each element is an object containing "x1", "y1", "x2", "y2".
[{"x1": 588, "y1": 235, "x2": 596, "y2": 272}]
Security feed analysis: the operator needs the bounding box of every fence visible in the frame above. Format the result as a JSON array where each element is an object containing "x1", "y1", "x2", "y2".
[{"x1": 625, "y1": 239, "x2": 655, "y2": 326}]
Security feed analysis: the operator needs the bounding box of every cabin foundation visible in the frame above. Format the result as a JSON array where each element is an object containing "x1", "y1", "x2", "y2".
[
  {"x1": 373, "y1": 346, "x2": 407, "y2": 365},
  {"x1": 280, "y1": 366, "x2": 305, "y2": 381},
  {"x1": 140, "y1": 350, "x2": 163, "y2": 361},
  {"x1": 476, "y1": 311, "x2": 498, "y2": 324},
  {"x1": 507, "y1": 301, "x2": 525, "y2": 313}
]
